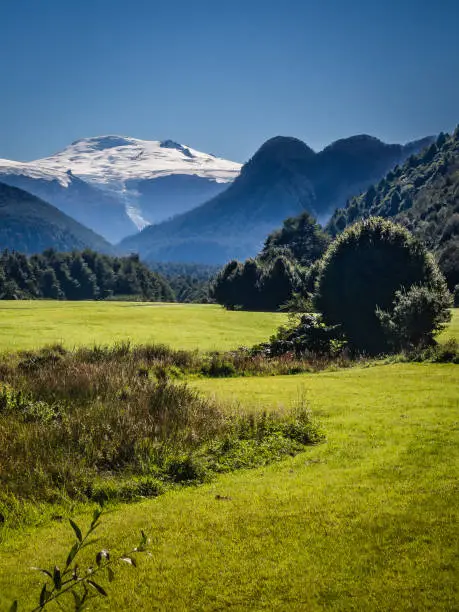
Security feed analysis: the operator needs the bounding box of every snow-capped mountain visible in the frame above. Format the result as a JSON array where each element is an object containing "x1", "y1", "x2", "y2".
[{"x1": 0, "y1": 136, "x2": 242, "y2": 242}]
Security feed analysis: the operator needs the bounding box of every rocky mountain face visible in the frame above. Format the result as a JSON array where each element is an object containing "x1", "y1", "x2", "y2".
[
  {"x1": 0, "y1": 181, "x2": 113, "y2": 255},
  {"x1": 119, "y1": 134, "x2": 433, "y2": 264},
  {"x1": 0, "y1": 136, "x2": 241, "y2": 243}
]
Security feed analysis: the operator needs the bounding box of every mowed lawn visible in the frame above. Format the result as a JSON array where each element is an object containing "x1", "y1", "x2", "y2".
[
  {"x1": 1, "y1": 362, "x2": 458, "y2": 610},
  {"x1": 0, "y1": 302, "x2": 287, "y2": 352}
]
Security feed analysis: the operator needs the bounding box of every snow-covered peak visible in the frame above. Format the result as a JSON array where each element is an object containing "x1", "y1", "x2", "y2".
[
  {"x1": 0, "y1": 158, "x2": 73, "y2": 187},
  {"x1": 70, "y1": 135, "x2": 135, "y2": 151},
  {"x1": 37, "y1": 135, "x2": 241, "y2": 187},
  {"x1": 0, "y1": 136, "x2": 242, "y2": 234}
]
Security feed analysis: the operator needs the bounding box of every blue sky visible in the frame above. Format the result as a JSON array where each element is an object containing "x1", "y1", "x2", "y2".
[{"x1": 1, "y1": 0, "x2": 458, "y2": 162}]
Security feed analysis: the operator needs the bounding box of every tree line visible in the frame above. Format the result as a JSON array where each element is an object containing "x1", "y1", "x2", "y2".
[
  {"x1": 0, "y1": 249, "x2": 174, "y2": 301},
  {"x1": 211, "y1": 212, "x2": 329, "y2": 310}
]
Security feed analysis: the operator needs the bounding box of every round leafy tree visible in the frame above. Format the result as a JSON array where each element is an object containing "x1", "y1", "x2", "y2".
[{"x1": 314, "y1": 217, "x2": 451, "y2": 354}]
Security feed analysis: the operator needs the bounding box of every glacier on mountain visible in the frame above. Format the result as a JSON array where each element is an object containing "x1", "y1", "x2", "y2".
[{"x1": 0, "y1": 136, "x2": 242, "y2": 238}]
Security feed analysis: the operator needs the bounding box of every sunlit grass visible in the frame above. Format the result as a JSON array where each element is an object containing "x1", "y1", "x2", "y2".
[
  {"x1": 0, "y1": 302, "x2": 456, "y2": 354},
  {"x1": 0, "y1": 301, "x2": 287, "y2": 352},
  {"x1": 1, "y1": 362, "x2": 458, "y2": 610}
]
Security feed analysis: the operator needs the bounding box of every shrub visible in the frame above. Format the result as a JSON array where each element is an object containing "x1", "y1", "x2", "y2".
[
  {"x1": 255, "y1": 313, "x2": 345, "y2": 357},
  {"x1": 166, "y1": 455, "x2": 209, "y2": 483},
  {"x1": 314, "y1": 217, "x2": 450, "y2": 354},
  {"x1": 376, "y1": 284, "x2": 452, "y2": 350},
  {"x1": 0, "y1": 348, "x2": 323, "y2": 520},
  {"x1": 201, "y1": 355, "x2": 237, "y2": 377}
]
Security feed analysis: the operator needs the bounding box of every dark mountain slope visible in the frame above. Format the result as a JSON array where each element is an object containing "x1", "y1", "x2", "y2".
[
  {"x1": 0, "y1": 181, "x2": 113, "y2": 254},
  {"x1": 327, "y1": 128, "x2": 459, "y2": 290},
  {"x1": 0, "y1": 172, "x2": 134, "y2": 243},
  {"x1": 119, "y1": 134, "x2": 433, "y2": 264}
]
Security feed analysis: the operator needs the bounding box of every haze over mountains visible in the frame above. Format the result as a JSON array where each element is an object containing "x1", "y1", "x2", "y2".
[
  {"x1": 0, "y1": 136, "x2": 241, "y2": 243},
  {"x1": 120, "y1": 134, "x2": 434, "y2": 264},
  {"x1": 0, "y1": 132, "x2": 435, "y2": 264},
  {"x1": 0, "y1": 181, "x2": 113, "y2": 255}
]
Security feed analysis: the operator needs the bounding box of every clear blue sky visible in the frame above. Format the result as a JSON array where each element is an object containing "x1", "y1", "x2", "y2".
[{"x1": 1, "y1": 0, "x2": 458, "y2": 162}]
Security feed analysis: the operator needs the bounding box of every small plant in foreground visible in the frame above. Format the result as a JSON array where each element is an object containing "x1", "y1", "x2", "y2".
[{"x1": 9, "y1": 510, "x2": 150, "y2": 611}]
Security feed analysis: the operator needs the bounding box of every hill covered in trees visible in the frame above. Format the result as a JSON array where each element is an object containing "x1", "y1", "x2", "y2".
[
  {"x1": 0, "y1": 182, "x2": 113, "y2": 255},
  {"x1": 327, "y1": 127, "x2": 459, "y2": 292},
  {"x1": 119, "y1": 134, "x2": 432, "y2": 264},
  {"x1": 0, "y1": 249, "x2": 174, "y2": 301}
]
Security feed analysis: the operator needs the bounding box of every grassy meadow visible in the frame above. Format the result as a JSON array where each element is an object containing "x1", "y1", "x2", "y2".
[
  {"x1": 0, "y1": 304, "x2": 458, "y2": 610},
  {"x1": 0, "y1": 362, "x2": 458, "y2": 610},
  {"x1": 0, "y1": 301, "x2": 287, "y2": 352}
]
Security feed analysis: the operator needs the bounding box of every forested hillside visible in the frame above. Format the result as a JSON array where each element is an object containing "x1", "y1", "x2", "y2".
[
  {"x1": 327, "y1": 127, "x2": 459, "y2": 291},
  {"x1": 0, "y1": 249, "x2": 174, "y2": 301},
  {"x1": 0, "y1": 182, "x2": 113, "y2": 254}
]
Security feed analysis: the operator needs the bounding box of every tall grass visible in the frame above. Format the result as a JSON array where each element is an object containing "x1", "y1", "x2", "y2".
[{"x1": 0, "y1": 344, "x2": 322, "y2": 531}]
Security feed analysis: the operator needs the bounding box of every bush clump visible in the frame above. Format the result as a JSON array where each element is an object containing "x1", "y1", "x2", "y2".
[
  {"x1": 254, "y1": 313, "x2": 345, "y2": 357},
  {"x1": 314, "y1": 217, "x2": 452, "y2": 354},
  {"x1": 377, "y1": 284, "x2": 452, "y2": 350}
]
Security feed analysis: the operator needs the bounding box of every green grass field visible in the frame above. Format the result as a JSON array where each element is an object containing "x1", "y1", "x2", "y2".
[
  {"x1": 440, "y1": 307, "x2": 459, "y2": 341},
  {"x1": 1, "y1": 362, "x2": 458, "y2": 610},
  {"x1": 0, "y1": 302, "x2": 286, "y2": 352},
  {"x1": 0, "y1": 302, "x2": 457, "y2": 353},
  {"x1": 0, "y1": 305, "x2": 458, "y2": 610}
]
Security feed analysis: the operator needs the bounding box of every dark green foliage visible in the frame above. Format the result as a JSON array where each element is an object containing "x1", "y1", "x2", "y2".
[
  {"x1": 253, "y1": 313, "x2": 344, "y2": 357},
  {"x1": 438, "y1": 240, "x2": 459, "y2": 292},
  {"x1": 148, "y1": 261, "x2": 219, "y2": 303},
  {"x1": 327, "y1": 127, "x2": 459, "y2": 291},
  {"x1": 166, "y1": 455, "x2": 209, "y2": 483},
  {"x1": 376, "y1": 284, "x2": 452, "y2": 351},
  {"x1": 0, "y1": 181, "x2": 113, "y2": 254},
  {"x1": 260, "y1": 211, "x2": 330, "y2": 266},
  {"x1": 211, "y1": 260, "x2": 244, "y2": 309},
  {"x1": 211, "y1": 256, "x2": 299, "y2": 311},
  {"x1": 0, "y1": 249, "x2": 174, "y2": 301},
  {"x1": 258, "y1": 257, "x2": 299, "y2": 311},
  {"x1": 212, "y1": 212, "x2": 327, "y2": 311},
  {"x1": 397, "y1": 338, "x2": 459, "y2": 364},
  {"x1": 314, "y1": 218, "x2": 450, "y2": 354},
  {"x1": 201, "y1": 355, "x2": 237, "y2": 377}
]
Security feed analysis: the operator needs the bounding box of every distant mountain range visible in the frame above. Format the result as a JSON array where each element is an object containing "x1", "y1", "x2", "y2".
[
  {"x1": 119, "y1": 134, "x2": 434, "y2": 264},
  {"x1": 0, "y1": 136, "x2": 241, "y2": 243},
  {"x1": 0, "y1": 181, "x2": 113, "y2": 254},
  {"x1": 0, "y1": 132, "x2": 436, "y2": 265}
]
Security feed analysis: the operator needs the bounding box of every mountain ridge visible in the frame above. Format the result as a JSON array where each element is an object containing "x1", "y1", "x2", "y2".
[
  {"x1": 119, "y1": 133, "x2": 434, "y2": 264},
  {"x1": 326, "y1": 128, "x2": 459, "y2": 291}
]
